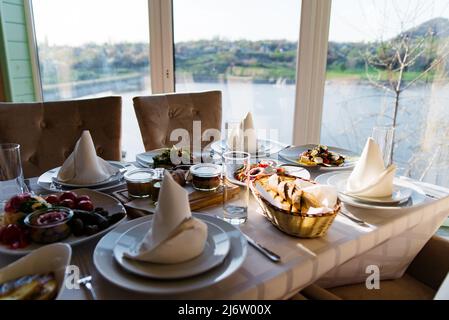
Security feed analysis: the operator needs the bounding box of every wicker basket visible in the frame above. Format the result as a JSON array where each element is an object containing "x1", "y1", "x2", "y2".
[{"x1": 251, "y1": 174, "x2": 340, "y2": 238}]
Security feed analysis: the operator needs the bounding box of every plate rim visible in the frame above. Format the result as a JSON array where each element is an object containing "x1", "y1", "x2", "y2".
[
  {"x1": 93, "y1": 213, "x2": 248, "y2": 295},
  {"x1": 113, "y1": 220, "x2": 230, "y2": 279}
]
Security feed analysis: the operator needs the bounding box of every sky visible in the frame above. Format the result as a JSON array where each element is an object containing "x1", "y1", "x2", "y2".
[{"x1": 31, "y1": 0, "x2": 449, "y2": 46}]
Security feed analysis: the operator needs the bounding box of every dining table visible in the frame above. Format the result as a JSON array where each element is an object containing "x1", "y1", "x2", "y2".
[{"x1": 1, "y1": 156, "x2": 449, "y2": 300}]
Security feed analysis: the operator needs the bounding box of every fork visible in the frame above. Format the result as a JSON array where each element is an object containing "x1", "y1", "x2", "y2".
[
  {"x1": 78, "y1": 275, "x2": 97, "y2": 300},
  {"x1": 339, "y1": 209, "x2": 370, "y2": 227}
]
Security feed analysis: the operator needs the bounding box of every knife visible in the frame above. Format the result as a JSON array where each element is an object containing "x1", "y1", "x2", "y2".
[{"x1": 242, "y1": 233, "x2": 281, "y2": 263}]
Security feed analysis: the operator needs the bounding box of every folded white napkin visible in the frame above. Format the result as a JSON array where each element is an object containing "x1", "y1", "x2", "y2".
[
  {"x1": 227, "y1": 112, "x2": 258, "y2": 153},
  {"x1": 124, "y1": 171, "x2": 208, "y2": 264},
  {"x1": 57, "y1": 130, "x2": 118, "y2": 184},
  {"x1": 346, "y1": 137, "x2": 396, "y2": 197}
]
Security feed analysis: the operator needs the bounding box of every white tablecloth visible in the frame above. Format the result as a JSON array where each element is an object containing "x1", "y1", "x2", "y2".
[{"x1": 1, "y1": 175, "x2": 449, "y2": 300}]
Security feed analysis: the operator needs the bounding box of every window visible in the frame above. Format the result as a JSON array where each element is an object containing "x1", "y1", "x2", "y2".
[
  {"x1": 173, "y1": 0, "x2": 301, "y2": 144},
  {"x1": 31, "y1": 0, "x2": 151, "y2": 160},
  {"x1": 321, "y1": 0, "x2": 449, "y2": 187}
]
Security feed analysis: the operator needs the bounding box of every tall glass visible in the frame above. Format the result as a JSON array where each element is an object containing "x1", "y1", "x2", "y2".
[
  {"x1": 372, "y1": 126, "x2": 395, "y2": 167},
  {"x1": 225, "y1": 120, "x2": 243, "y2": 152},
  {"x1": 222, "y1": 151, "x2": 250, "y2": 225},
  {"x1": 0, "y1": 144, "x2": 27, "y2": 203}
]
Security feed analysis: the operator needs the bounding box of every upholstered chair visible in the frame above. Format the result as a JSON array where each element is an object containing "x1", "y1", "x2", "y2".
[
  {"x1": 133, "y1": 91, "x2": 222, "y2": 151},
  {"x1": 0, "y1": 96, "x2": 122, "y2": 178},
  {"x1": 297, "y1": 235, "x2": 449, "y2": 300}
]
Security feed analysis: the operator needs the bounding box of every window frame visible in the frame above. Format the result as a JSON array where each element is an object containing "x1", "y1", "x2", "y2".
[{"x1": 26, "y1": 0, "x2": 332, "y2": 145}]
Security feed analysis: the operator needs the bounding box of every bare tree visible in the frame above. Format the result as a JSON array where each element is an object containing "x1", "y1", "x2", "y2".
[{"x1": 363, "y1": 26, "x2": 449, "y2": 164}]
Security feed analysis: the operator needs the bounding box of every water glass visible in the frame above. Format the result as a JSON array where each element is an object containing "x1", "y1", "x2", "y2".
[
  {"x1": 225, "y1": 120, "x2": 243, "y2": 151},
  {"x1": 371, "y1": 126, "x2": 395, "y2": 167},
  {"x1": 222, "y1": 151, "x2": 250, "y2": 225},
  {"x1": 0, "y1": 143, "x2": 27, "y2": 203}
]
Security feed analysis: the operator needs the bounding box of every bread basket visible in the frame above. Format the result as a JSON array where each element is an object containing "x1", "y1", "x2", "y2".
[{"x1": 250, "y1": 174, "x2": 340, "y2": 238}]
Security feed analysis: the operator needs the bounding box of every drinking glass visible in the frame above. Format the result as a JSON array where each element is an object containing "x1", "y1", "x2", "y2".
[
  {"x1": 222, "y1": 151, "x2": 250, "y2": 225},
  {"x1": 371, "y1": 126, "x2": 395, "y2": 167},
  {"x1": 225, "y1": 120, "x2": 243, "y2": 152},
  {"x1": 0, "y1": 143, "x2": 27, "y2": 203}
]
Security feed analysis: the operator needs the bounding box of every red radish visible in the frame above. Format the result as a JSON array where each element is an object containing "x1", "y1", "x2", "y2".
[
  {"x1": 45, "y1": 194, "x2": 60, "y2": 205},
  {"x1": 60, "y1": 198, "x2": 76, "y2": 209},
  {"x1": 59, "y1": 191, "x2": 77, "y2": 202},
  {"x1": 75, "y1": 195, "x2": 91, "y2": 204},
  {"x1": 77, "y1": 200, "x2": 94, "y2": 212}
]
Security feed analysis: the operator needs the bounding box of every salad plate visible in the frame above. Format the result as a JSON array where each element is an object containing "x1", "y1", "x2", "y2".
[
  {"x1": 113, "y1": 220, "x2": 230, "y2": 279},
  {"x1": 316, "y1": 172, "x2": 428, "y2": 210},
  {"x1": 279, "y1": 145, "x2": 358, "y2": 170},
  {"x1": 93, "y1": 213, "x2": 247, "y2": 295}
]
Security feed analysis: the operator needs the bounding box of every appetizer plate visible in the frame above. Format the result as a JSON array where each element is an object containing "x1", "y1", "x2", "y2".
[
  {"x1": 0, "y1": 189, "x2": 126, "y2": 256},
  {"x1": 279, "y1": 145, "x2": 358, "y2": 170},
  {"x1": 38, "y1": 161, "x2": 127, "y2": 191},
  {"x1": 94, "y1": 213, "x2": 247, "y2": 295},
  {"x1": 316, "y1": 172, "x2": 428, "y2": 210},
  {"x1": 113, "y1": 220, "x2": 230, "y2": 279},
  {"x1": 136, "y1": 148, "x2": 220, "y2": 168},
  {"x1": 327, "y1": 172, "x2": 413, "y2": 205},
  {"x1": 0, "y1": 243, "x2": 71, "y2": 300},
  {"x1": 227, "y1": 162, "x2": 311, "y2": 187}
]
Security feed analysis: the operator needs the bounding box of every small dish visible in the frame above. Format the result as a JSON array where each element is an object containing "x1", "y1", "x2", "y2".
[
  {"x1": 0, "y1": 243, "x2": 72, "y2": 300},
  {"x1": 124, "y1": 169, "x2": 156, "y2": 198},
  {"x1": 24, "y1": 208, "x2": 74, "y2": 244},
  {"x1": 190, "y1": 163, "x2": 222, "y2": 191}
]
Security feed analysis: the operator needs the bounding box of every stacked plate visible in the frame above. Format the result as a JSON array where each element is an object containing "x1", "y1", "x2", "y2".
[
  {"x1": 93, "y1": 214, "x2": 247, "y2": 294},
  {"x1": 316, "y1": 172, "x2": 427, "y2": 210},
  {"x1": 37, "y1": 161, "x2": 127, "y2": 192}
]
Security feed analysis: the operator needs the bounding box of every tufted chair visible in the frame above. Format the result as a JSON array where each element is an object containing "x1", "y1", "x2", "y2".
[
  {"x1": 133, "y1": 91, "x2": 222, "y2": 151},
  {"x1": 0, "y1": 96, "x2": 122, "y2": 178}
]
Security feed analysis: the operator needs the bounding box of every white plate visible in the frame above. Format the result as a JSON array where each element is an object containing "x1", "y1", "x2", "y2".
[
  {"x1": 315, "y1": 172, "x2": 428, "y2": 210},
  {"x1": 0, "y1": 243, "x2": 71, "y2": 300},
  {"x1": 37, "y1": 161, "x2": 127, "y2": 191},
  {"x1": 226, "y1": 161, "x2": 311, "y2": 187},
  {"x1": 0, "y1": 189, "x2": 127, "y2": 256},
  {"x1": 113, "y1": 220, "x2": 230, "y2": 279},
  {"x1": 327, "y1": 172, "x2": 413, "y2": 205},
  {"x1": 211, "y1": 139, "x2": 286, "y2": 157},
  {"x1": 279, "y1": 145, "x2": 358, "y2": 170},
  {"x1": 136, "y1": 148, "x2": 220, "y2": 168},
  {"x1": 136, "y1": 148, "x2": 169, "y2": 166},
  {"x1": 94, "y1": 214, "x2": 247, "y2": 295}
]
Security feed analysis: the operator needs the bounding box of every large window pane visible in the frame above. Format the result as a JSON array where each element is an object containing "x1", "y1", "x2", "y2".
[
  {"x1": 173, "y1": 0, "x2": 301, "y2": 144},
  {"x1": 322, "y1": 0, "x2": 449, "y2": 187},
  {"x1": 32, "y1": 0, "x2": 150, "y2": 160}
]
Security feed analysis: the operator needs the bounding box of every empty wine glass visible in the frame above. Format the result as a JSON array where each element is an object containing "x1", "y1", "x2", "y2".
[{"x1": 0, "y1": 143, "x2": 27, "y2": 204}]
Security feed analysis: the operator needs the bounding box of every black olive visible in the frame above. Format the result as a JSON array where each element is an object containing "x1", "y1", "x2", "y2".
[
  {"x1": 70, "y1": 218, "x2": 84, "y2": 237},
  {"x1": 107, "y1": 212, "x2": 126, "y2": 225},
  {"x1": 84, "y1": 224, "x2": 99, "y2": 236}
]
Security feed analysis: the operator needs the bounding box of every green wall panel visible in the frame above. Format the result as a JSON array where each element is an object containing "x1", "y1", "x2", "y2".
[{"x1": 0, "y1": 0, "x2": 36, "y2": 102}]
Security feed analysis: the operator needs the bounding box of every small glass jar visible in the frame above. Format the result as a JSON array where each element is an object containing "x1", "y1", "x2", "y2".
[
  {"x1": 190, "y1": 163, "x2": 221, "y2": 191},
  {"x1": 124, "y1": 169, "x2": 156, "y2": 198}
]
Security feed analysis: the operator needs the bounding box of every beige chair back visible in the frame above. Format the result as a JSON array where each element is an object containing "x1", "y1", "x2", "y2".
[
  {"x1": 0, "y1": 96, "x2": 122, "y2": 178},
  {"x1": 133, "y1": 91, "x2": 222, "y2": 151}
]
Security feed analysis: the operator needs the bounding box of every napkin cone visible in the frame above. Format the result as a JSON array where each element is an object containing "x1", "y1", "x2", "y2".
[
  {"x1": 57, "y1": 130, "x2": 118, "y2": 185},
  {"x1": 346, "y1": 137, "x2": 396, "y2": 198},
  {"x1": 124, "y1": 171, "x2": 208, "y2": 264},
  {"x1": 227, "y1": 112, "x2": 258, "y2": 153}
]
